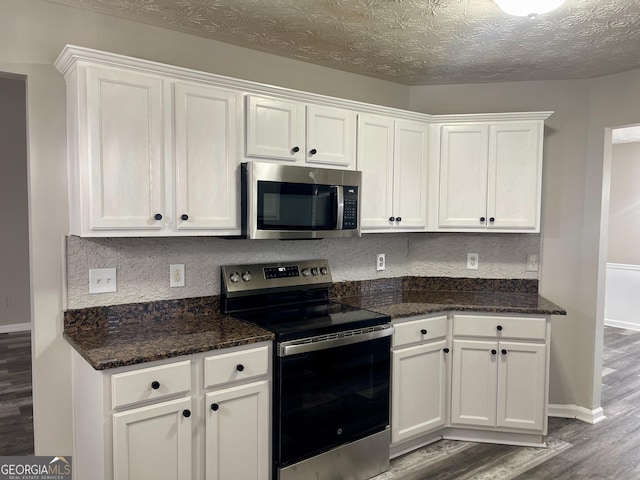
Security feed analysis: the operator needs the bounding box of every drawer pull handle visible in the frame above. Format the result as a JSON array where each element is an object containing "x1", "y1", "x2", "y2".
[
  {"x1": 182, "y1": 409, "x2": 191, "y2": 418},
  {"x1": 236, "y1": 364, "x2": 245, "y2": 372},
  {"x1": 420, "y1": 329, "x2": 427, "y2": 335},
  {"x1": 496, "y1": 325, "x2": 503, "y2": 331},
  {"x1": 501, "y1": 349, "x2": 508, "y2": 355},
  {"x1": 151, "y1": 381, "x2": 160, "y2": 390},
  {"x1": 443, "y1": 347, "x2": 450, "y2": 353},
  {"x1": 211, "y1": 403, "x2": 219, "y2": 411},
  {"x1": 491, "y1": 349, "x2": 497, "y2": 355}
]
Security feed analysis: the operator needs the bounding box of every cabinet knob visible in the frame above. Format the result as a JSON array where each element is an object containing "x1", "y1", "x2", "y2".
[
  {"x1": 211, "y1": 403, "x2": 219, "y2": 411},
  {"x1": 496, "y1": 325, "x2": 503, "y2": 331},
  {"x1": 151, "y1": 381, "x2": 160, "y2": 390},
  {"x1": 396, "y1": 217, "x2": 402, "y2": 222},
  {"x1": 291, "y1": 146, "x2": 300, "y2": 153},
  {"x1": 181, "y1": 214, "x2": 189, "y2": 221},
  {"x1": 309, "y1": 148, "x2": 317, "y2": 155},
  {"x1": 154, "y1": 213, "x2": 163, "y2": 221},
  {"x1": 491, "y1": 349, "x2": 497, "y2": 355},
  {"x1": 480, "y1": 217, "x2": 486, "y2": 223},
  {"x1": 420, "y1": 329, "x2": 427, "y2": 335},
  {"x1": 236, "y1": 364, "x2": 245, "y2": 372},
  {"x1": 489, "y1": 217, "x2": 495, "y2": 223},
  {"x1": 182, "y1": 409, "x2": 191, "y2": 418},
  {"x1": 389, "y1": 216, "x2": 396, "y2": 222},
  {"x1": 501, "y1": 349, "x2": 508, "y2": 355},
  {"x1": 443, "y1": 347, "x2": 450, "y2": 353}
]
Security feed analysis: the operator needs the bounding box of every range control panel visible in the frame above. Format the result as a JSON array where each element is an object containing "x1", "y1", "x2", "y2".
[{"x1": 222, "y1": 259, "x2": 332, "y2": 296}]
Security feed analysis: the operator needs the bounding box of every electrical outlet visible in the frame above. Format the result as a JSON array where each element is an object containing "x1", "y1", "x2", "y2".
[
  {"x1": 467, "y1": 253, "x2": 479, "y2": 270},
  {"x1": 170, "y1": 264, "x2": 185, "y2": 287},
  {"x1": 527, "y1": 254, "x2": 539, "y2": 272},
  {"x1": 89, "y1": 268, "x2": 117, "y2": 294},
  {"x1": 376, "y1": 253, "x2": 386, "y2": 271}
]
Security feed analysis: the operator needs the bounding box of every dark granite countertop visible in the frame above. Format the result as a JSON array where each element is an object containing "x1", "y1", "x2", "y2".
[
  {"x1": 338, "y1": 289, "x2": 567, "y2": 319},
  {"x1": 64, "y1": 278, "x2": 565, "y2": 371},
  {"x1": 64, "y1": 297, "x2": 274, "y2": 370}
]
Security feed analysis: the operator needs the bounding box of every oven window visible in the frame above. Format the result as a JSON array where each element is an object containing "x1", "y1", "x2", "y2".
[
  {"x1": 276, "y1": 336, "x2": 390, "y2": 467},
  {"x1": 257, "y1": 181, "x2": 336, "y2": 230}
]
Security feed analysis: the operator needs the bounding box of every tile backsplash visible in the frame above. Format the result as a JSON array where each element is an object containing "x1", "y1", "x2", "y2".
[{"x1": 66, "y1": 232, "x2": 540, "y2": 309}]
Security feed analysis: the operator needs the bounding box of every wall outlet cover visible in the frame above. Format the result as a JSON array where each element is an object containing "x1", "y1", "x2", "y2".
[
  {"x1": 89, "y1": 268, "x2": 117, "y2": 294},
  {"x1": 170, "y1": 264, "x2": 185, "y2": 287},
  {"x1": 467, "y1": 253, "x2": 479, "y2": 270}
]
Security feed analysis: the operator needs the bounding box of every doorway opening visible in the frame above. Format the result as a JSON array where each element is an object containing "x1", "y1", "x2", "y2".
[{"x1": 0, "y1": 72, "x2": 33, "y2": 455}]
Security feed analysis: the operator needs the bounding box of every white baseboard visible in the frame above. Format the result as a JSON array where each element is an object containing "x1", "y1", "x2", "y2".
[
  {"x1": 604, "y1": 318, "x2": 640, "y2": 332},
  {"x1": 548, "y1": 404, "x2": 606, "y2": 424},
  {"x1": 0, "y1": 323, "x2": 32, "y2": 334}
]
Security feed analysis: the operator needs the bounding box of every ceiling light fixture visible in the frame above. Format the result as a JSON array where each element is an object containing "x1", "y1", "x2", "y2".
[{"x1": 494, "y1": 0, "x2": 566, "y2": 17}]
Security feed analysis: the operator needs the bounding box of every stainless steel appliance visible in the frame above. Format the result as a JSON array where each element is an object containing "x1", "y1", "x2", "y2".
[
  {"x1": 221, "y1": 260, "x2": 392, "y2": 480},
  {"x1": 241, "y1": 161, "x2": 362, "y2": 239}
]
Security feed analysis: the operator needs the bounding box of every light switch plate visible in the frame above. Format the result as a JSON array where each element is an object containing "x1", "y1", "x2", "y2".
[{"x1": 89, "y1": 268, "x2": 117, "y2": 294}]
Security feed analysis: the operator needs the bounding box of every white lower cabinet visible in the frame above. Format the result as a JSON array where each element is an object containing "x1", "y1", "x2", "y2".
[
  {"x1": 450, "y1": 314, "x2": 549, "y2": 434},
  {"x1": 391, "y1": 315, "x2": 448, "y2": 445},
  {"x1": 113, "y1": 397, "x2": 193, "y2": 480},
  {"x1": 71, "y1": 342, "x2": 271, "y2": 480},
  {"x1": 391, "y1": 312, "x2": 551, "y2": 454},
  {"x1": 205, "y1": 381, "x2": 269, "y2": 480}
]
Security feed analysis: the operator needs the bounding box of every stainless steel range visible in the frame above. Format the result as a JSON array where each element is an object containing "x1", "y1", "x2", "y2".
[{"x1": 221, "y1": 259, "x2": 392, "y2": 480}]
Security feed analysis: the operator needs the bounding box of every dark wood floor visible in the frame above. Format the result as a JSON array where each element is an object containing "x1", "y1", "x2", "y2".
[
  {"x1": 0, "y1": 330, "x2": 34, "y2": 456},
  {"x1": 377, "y1": 325, "x2": 640, "y2": 480}
]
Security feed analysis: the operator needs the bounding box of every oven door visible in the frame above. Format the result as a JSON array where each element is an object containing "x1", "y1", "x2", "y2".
[{"x1": 275, "y1": 325, "x2": 392, "y2": 469}]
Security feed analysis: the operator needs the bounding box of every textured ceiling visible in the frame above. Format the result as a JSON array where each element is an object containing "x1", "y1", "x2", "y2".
[{"x1": 45, "y1": 0, "x2": 640, "y2": 85}]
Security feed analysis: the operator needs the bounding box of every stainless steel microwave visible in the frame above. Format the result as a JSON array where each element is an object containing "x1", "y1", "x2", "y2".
[{"x1": 241, "y1": 161, "x2": 362, "y2": 240}]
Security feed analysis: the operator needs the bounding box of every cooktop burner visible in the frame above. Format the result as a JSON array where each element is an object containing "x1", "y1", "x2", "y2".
[{"x1": 220, "y1": 259, "x2": 390, "y2": 340}]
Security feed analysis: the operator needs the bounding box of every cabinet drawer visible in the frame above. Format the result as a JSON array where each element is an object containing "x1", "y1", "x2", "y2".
[
  {"x1": 393, "y1": 315, "x2": 447, "y2": 348},
  {"x1": 111, "y1": 360, "x2": 191, "y2": 409},
  {"x1": 204, "y1": 345, "x2": 269, "y2": 389},
  {"x1": 453, "y1": 314, "x2": 546, "y2": 340}
]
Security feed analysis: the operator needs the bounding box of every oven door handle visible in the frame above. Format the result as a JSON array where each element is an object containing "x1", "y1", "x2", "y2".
[{"x1": 277, "y1": 324, "x2": 394, "y2": 357}]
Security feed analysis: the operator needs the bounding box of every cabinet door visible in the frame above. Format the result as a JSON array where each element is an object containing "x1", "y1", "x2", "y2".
[
  {"x1": 450, "y1": 339, "x2": 497, "y2": 427},
  {"x1": 306, "y1": 105, "x2": 356, "y2": 169},
  {"x1": 357, "y1": 114, "x2": 395, "y2": 230},
  {"x1": 205, "y1": 380, "x2": 269, "y2": 480},
  {"x1": 393, "y1": 120, "x2": 428, "y2": 229},
  {"x1": 497, "y1": 341, "x2": 546, "y2": 432},
  {"x1": 246, "y1": 95, "x2": 304, "y2": 162},
  {"x1": 438, "y1": 124, "x2": 489, "y2": 229},
  {"x1": 113, "y1": 397, "x2": 192, "y2": 480},
  {"x1": 487, "y1": 122, "x2": 542, "y2": 230},
  {"x1": 85, "y1": 65, "x2": 165, "y2": 231},
  {"x1": 392, "y1": 340, "x2": 447, "y2": 444},
  {"x1": 174, "y1": 83, "x2": 241, "y2": 233}
]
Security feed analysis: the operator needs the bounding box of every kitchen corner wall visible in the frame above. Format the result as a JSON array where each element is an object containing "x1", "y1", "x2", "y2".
[{"x1": 66, "y1": 232, "x2": 540, "y2": 309}]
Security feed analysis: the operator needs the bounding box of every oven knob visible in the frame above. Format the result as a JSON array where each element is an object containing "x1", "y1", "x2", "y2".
[
  {"x1": 320, "y1": 266, "x2": 328, "y2": 275},
  {"x1": 302, "y1": 268, "x2": 311, "y2": 276},
  {"x1": 229, "y1": 272, "x2": 240, "y2": 283},
  {"x1": 241, "y1": 271, "x2": 252, "y2": 282},
  {"x1": 311, "y1": 267, "x2": 319, "y2": 276}
]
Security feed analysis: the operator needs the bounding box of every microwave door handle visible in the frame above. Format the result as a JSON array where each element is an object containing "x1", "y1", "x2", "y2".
[{"x1": 334, "y1": 186, "x2": 344, "y2": 230}]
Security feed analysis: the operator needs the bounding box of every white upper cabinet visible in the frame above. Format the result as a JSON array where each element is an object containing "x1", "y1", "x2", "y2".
[
  {"x1": 173, "y1": 82, "x2": 242, "y2": 233},
  {"x1": 59, "y1": 58, "x2": 242, "y2": 236},
  {"x1": 84, "y1": 65, "x2": 166, "y2": 232},
  {"x1": 246, "y1": 95, "x2": 357, "y2": 169},
  {"x1": 358, "y1": 114, "x2": 428, "y2": 231},
  {"x1": 433, "y1": 117, "x2": 547, "y2": 233}
]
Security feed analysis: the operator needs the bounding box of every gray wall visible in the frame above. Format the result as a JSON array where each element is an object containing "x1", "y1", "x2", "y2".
[
  {"x1": 0, "y1": 75, "x2": 29, "y2": 328},
  {"x1": 608, "y1": 142, "x2": 640, "y2": 264}
]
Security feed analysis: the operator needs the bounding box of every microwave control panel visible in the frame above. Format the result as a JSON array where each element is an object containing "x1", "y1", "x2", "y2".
[{"x1": 343, "y1": 186, "x2": 358, "y2": 230}]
